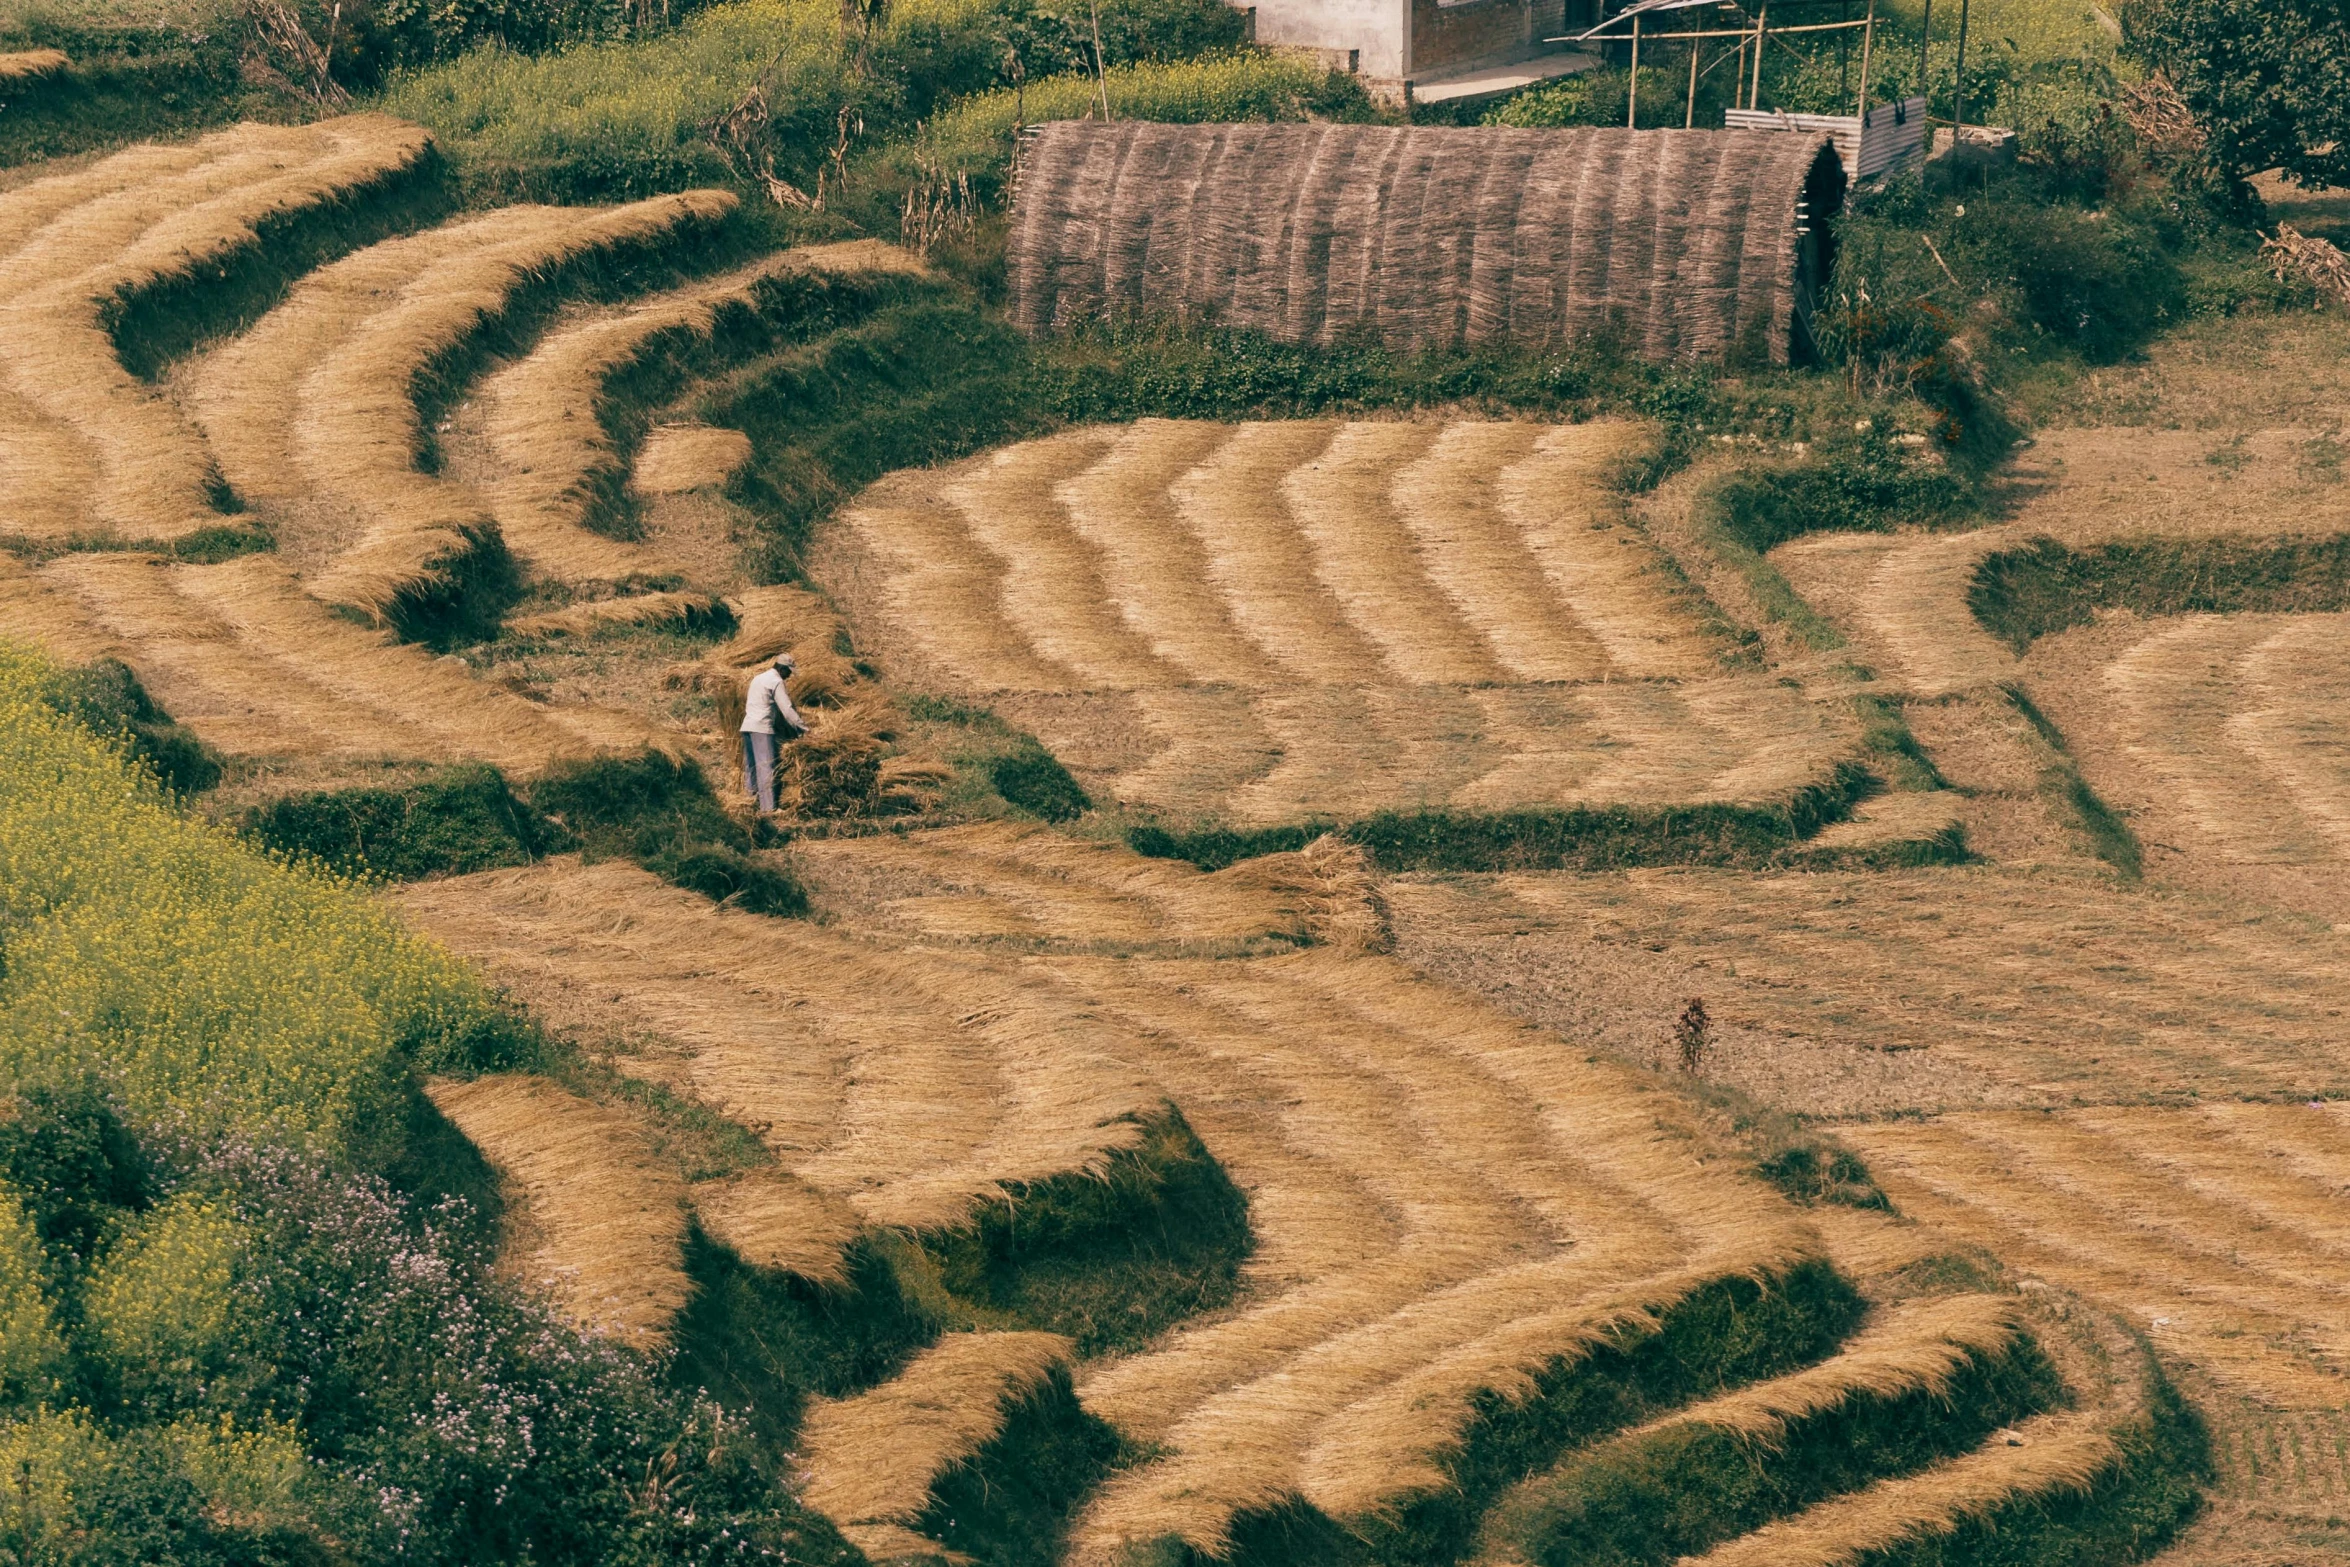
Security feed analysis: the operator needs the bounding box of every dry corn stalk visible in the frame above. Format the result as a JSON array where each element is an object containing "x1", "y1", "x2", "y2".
[
  {"x1": 2119, "y1": 70, "x2": 2204, "y2": 159},
  {"x1": 2262, "y1": 223, "x2": 2350, "y2": 308}
]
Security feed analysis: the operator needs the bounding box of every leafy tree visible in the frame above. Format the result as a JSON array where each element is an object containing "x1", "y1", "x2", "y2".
[{"x1": 2125, "y1": 0, "x2": 2350, "y2": 186}]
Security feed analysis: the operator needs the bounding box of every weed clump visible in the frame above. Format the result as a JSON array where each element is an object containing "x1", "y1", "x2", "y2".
[{"x1": 990, "y1": 743, "x2": 1090, "y2": 823}]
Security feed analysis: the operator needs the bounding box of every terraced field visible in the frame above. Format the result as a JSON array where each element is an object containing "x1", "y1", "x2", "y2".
[
  {"x1": 823, "y1": 418, "x2": 1860, "y2": 825},
  {"x1": 3, "y1": 109, "x2": 2307, "y2": 1566}
]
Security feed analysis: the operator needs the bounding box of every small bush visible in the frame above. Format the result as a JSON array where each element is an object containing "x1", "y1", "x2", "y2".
[{"x1": 990, "y1": 744, "x2": 1089, "y2": 822}]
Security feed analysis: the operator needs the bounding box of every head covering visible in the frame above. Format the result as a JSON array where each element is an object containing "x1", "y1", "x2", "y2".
[{"x1": 773, "y1": 652, "x2": 796, "y2": 672}]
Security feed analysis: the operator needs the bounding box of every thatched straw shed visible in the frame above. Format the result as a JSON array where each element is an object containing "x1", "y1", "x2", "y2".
[{"x1": 1006, "y1": 122, "x2": 1846, "y2": 365}]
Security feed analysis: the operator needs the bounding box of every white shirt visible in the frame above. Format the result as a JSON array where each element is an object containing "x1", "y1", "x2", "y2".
[{"x1": 739, "y1": 667, "x2": 804, "y2": 735}]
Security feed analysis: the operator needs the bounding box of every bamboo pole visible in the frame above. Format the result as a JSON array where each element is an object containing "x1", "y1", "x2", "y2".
[
  {"x1": 1953, "y1": 0, "x2": 1970, "y2": 131},
  {"x1": 1628, "y1": 12, "x2": 1641, "y2": 127},
  {"x1": 1749, "y1": 2, "x2": 1768, "y2": 110},
  {"x1": 1855, "y1": 0, "x2": 1874, "y2": 119},
  {"x1": 1917, "y1": 0, "x2": 1934, "y2": 118},
  {"x1": 1686, "y1": 34, "x2": 1701, "y2": 127}
]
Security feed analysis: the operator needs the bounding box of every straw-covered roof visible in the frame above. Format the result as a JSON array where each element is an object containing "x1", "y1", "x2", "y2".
[{"x1": 1006, "y1": 122, "x2": 1845, "y2": 364}]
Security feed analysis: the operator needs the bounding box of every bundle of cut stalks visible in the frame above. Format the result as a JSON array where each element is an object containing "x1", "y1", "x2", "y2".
[
  {"x1": 2119, "y1": 70, "x2": 2204, "y2": 159},
  {"x1": 0, "y1": 48, "x2": 68, "y2": 83},
  {"x1": 2262, "y1": 223, "x2": 2350, "y2": 308},
  {"x1": 687, "y1": 583, "x2": 863, "y2": 709},
  {"x1": 1213, "y1": 834, "x2": 1392, "y2": 954}
]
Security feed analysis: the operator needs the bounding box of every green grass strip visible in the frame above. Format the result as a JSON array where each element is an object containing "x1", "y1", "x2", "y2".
[
  {"x1": 915, "y1": 1365, "x2": 1129, "y2": 1567},
  {"x1": 1144, "y1": 1256, "x2": 1866, "y2": 1567},
  {"x1": 1489, "y1": 1327, "x2": 2061, "y2": 1567},
  {"x1": 1128, "y1": 765, "x2": 1879, "y2": 874},
  {"x1": 1969, "y1": 534, "x2": 2350, "y2": 654}
]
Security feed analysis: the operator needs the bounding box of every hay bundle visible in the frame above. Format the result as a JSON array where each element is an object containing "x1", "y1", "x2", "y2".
[
  {"x1": 1006, "y1": 123, "x2": 1844, "y2": 365},
  {"x1": 0, "y1": 48, "x2": 68, "y2": 84},
  {"x1": 2262, "y1": 222, "x2": 2350, "y2": 308}
]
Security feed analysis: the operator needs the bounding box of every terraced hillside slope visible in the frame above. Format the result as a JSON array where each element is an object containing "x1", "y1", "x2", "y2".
[
  {"x1": 0, "y1": 112, "x2": 2221, "y2": 1567},
  {"x1": 1399, "y1": 305, "x2": 2350, "y2": 1564},
  {"x1": 821, "y1": 418, "x2": 1863, "y2": 826}
]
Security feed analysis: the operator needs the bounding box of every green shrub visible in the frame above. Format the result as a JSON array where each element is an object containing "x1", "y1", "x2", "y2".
[
  {"x1": 990, "y1": 743, "x2": 1089, "y2": 822},
  {"x1": 239, "y1": 762, "x2": 565, "y2": 879},
  {"x1": 2125, "y1": 0, "x2": 2350, "y2": 189}
]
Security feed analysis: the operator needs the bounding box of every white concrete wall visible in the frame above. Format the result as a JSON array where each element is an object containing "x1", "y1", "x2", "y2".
[{"x1": 1245, "y1": 0, "x2": 1410, "y2": 81}]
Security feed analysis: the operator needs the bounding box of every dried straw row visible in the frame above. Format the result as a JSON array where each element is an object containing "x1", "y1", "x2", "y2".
[
  {"x1": 792, "y1": 818, "x2": 1342, "y2": 948},
  {"x1": 0, "y1": 141, "x2": 208, "y2": 262},
  {"x1": 1006, "y1": 123, "x2": 1840, "y2": 363},
  {"x1": 1773, "y1": 529, "x2": 2015, "y2": 697},
  {"x1": 188, "y1": 204, "x2": 569, "y2": 545},
  {"x1": 1641, "y1": 1292, "x2": 2025, "y2": 1445},
  {"x1": 425, "y1": 1073, "x2": 691, "y2": 1348},
  {"x1": 1842, "y1": 1113, "x2": 2350, "y2": 1408},
  {"x1": 42, "y1": 553, "x2": 665, "y2": 770},
  {"x1": 628, "y1": 422, "x2": 751, "y2": 495},
  {"x1": 0, "y1": 48, "x2": 68, "y2": 82},
  {"x1": 2234, "y1": 615, "x2": 2350, "y2": 858},
  {"x1": 796, "y1": 1331, "x2": 1074, "y2": 1562},
  {"x1": 690, "y1": 1168, "x2": 860, "y2": 1286},
  {"x1": 480, "y1": 240, "x2": 920, "y2": 589},
  {"x1": 2106, "y1": 613, "x2": 2348, "y2": 866},
  {"x1": 939, "y1": 427, "x2": 1179, "y2": 689},
  {"x1": 0, "y1": 116, "x2": 433, "y2": 543},
  {"x1": 504, "y1": 590, "x2": 723, "y2": 642},
  {"x1": 1062, "y1": 949, "x2": 1809, "y2": 1557},
  {"x1": 0, "y1": 384, "x2": 100, "y2": 539},
  {"x1": 1056, "y1": 418, "x2": 1269, "y2": 684},
  {"x1": 0, "y1": 554, "x2": 119, "y2": 665},
  {"x1": 297, "y1": 191, "x2": 738, "y2": 621},
  {"x1": 1392, "y1": 421, "x2": 1611, "y2": 682},
  {"x1": 392, "y1": 856, "x2": 1165, "y2": 1233}
]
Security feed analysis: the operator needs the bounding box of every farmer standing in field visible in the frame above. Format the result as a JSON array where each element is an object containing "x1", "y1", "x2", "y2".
[{"x1": 740, "y1": 653, "x2": 806, "y2": 816}]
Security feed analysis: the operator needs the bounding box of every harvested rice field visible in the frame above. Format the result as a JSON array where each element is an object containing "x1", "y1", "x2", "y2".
[
  {"x1": 819, "y1": 417, "x2": 1862, "y2": 825},
  {"x1": 6, "y1": 101, "x2": 2349, "y2": 1567}
]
